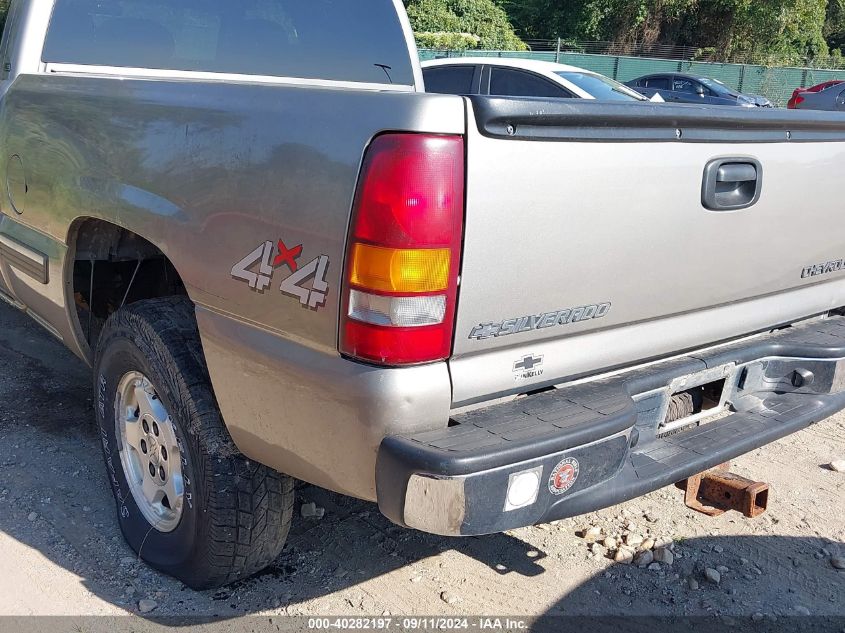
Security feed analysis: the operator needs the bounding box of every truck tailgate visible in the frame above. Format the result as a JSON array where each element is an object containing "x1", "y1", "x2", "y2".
[{"x1": 450, "y1": 98, "x2": 845, "y2": 406}]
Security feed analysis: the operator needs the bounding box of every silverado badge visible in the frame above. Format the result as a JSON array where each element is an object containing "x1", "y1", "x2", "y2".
[{"x1": 470, "y1": 303, "x2": 611, "y2": 340}]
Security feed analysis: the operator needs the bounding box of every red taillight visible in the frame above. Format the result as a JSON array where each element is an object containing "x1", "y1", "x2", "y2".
[
  {"x1": 340, "y1": 133, "x2": 465, "y2": 366},
  {"x1": 789, "y1": 94, "x2": 805, "y2": 109}
]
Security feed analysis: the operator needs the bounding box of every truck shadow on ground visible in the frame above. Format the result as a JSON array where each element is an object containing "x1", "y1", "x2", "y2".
[
  {"x1": 0, "y1": 302, "x2": 843, "y2": 626},
  {"x1": 531, "y1": 534, "x2": 845, "y2": 632}
]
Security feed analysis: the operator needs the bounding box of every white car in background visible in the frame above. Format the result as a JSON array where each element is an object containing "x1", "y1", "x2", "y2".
[{"x1": 421, "y1": 57, "x2": 660, "y2": 102}]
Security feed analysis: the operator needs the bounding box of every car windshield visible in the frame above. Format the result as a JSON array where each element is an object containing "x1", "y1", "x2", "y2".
[
  {"x1": 556, "y1": 71, "x2": 645, "y2": 101},
  {"x1": 698, "y1": 77, "x2": 733, "y2": 96}
]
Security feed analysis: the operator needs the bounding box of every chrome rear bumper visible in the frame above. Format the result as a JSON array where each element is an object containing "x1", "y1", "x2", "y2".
[{"x1": 377, "y1": 315, "x2": 845, "y2": 535}]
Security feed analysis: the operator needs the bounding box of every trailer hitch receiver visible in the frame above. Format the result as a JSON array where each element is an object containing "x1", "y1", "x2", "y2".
[{"x1": 676, "y1": 463, "x2": 769, "y2": 518}]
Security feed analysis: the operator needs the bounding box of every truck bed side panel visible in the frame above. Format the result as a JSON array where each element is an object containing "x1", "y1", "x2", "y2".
[
  {"x1": 0, "y1": 74, "x2": 465, "y2": 497},
  {"x1": 0, "y1": 75, "x2": 464, "y2": 353}
]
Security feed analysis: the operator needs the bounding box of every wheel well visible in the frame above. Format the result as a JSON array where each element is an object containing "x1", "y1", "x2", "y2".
[{"x1": 70, "y1": 219, "x2": 188, "y2": 348}]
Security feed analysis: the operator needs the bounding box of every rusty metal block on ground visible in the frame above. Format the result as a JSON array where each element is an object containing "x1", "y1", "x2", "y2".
[{"x1": 676, "y1": 462, "x2": 769, "y2": 518}]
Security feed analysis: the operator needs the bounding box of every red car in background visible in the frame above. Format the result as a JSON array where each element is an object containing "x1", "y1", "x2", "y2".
[{"x1": 788, "y1": 80, "x2": 845, "y2": 109}]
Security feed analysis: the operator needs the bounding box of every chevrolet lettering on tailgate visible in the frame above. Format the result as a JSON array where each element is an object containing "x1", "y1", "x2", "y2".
[{"x1": 469, "y1": 303, "x2": 612, "y2": 340}]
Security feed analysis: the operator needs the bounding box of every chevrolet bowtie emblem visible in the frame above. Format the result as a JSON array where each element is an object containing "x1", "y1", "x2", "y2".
[{"x1": 514, "y1": 354, "x2": 544, "y2": 372}]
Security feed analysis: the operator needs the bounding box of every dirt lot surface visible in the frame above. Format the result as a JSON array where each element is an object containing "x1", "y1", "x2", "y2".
[{"x1": 0, "y1": 302, "x2": 843, "y2": 631}]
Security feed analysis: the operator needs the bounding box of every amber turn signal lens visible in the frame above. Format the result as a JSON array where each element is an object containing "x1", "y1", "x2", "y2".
[{"x1": 349, "y1": 244, "x2": 450, "y2": 294}]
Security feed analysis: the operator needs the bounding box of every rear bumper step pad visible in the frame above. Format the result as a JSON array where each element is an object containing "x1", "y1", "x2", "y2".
[{"x1": 376, "y1": 314, "x2": 845, "y2": 536}]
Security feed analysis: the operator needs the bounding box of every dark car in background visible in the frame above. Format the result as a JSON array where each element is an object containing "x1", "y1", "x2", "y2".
[
  {"x1": 627, "y1": 73, "x2": 773, "y2": 107},
  {"x1": 788, "y1": 80, "x2": 845, "y2": 110}
]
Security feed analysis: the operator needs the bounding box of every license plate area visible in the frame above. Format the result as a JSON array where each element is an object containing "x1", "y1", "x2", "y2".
[{"x1": 636, "y1": 364, "x2": 738, "y2": 436}]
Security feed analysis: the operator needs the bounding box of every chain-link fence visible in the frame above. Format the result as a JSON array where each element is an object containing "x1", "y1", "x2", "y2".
[
  {"x1": 480, "y1": 39, "x2": 845, "y2": 70},
  {"x1": 519, "y1": 40, "x2": 708, "y2": 61},
  {"x1": 420, "y1": 46, "x2": 845, "y2": 107}
]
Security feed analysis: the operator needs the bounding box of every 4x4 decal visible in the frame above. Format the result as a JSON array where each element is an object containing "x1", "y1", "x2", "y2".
[{"x1": 231, "y1": 238, "x2": 330, "y2": 310}]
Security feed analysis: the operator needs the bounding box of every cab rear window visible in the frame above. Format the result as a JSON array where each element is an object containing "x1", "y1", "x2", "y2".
[{"x1": 42, "y1": 0, "x2": 416, "y2": 86}]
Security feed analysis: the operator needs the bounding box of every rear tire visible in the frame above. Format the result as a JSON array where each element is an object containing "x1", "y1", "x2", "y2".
[{"x1": 94, "y1": 297, "x2": 294, "y2": 589}]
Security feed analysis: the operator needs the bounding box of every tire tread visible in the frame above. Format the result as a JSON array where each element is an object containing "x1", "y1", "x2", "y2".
[{"x1": 96, "y1": 297, "x2": 294, "y2": 589}]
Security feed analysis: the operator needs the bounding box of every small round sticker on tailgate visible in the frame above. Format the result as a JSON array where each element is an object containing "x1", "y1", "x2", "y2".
[{"x1": 549, "y1": 457, "x2": 580, "y2": 495}]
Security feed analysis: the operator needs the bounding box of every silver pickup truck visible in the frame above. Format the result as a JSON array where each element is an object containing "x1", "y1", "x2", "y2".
[{"x1": 2, "y1": 0, "x2": 845, "y2": 590}]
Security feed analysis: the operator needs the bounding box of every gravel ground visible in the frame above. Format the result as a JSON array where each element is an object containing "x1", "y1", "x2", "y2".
[{"x1": 0, "y1": 301, "x2": 843, "y2": 630}]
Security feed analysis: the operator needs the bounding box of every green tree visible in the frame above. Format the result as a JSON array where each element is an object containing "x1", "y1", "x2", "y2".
[
  {"x1": 405, "y1": 0, "x2": 526, "y2": 50},
  {"x1": 694, "y1": 0, "x2": 828, "y2": 62},
  {"x1": 497, "y1": 0, "x2": 830, "y2": 62},
  {"x1": 0, "y1": 0, "x2": 9, "y2": 34},
  {"x1": 826, "y1": 0, "x2": 845, "y2": 50},
  {"x1": 495, "y1": 0, "x2": 697, "y2": 43}
]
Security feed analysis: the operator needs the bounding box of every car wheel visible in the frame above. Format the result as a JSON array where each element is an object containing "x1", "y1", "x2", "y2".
[{"x1": 94, "y1": 297, "x2": 294, "y2": 589}]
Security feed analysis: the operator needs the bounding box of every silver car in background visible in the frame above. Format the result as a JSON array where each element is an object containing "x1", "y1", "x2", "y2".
[{"x1": 422, "y1": 57, "x2": 655, "y2": 101}]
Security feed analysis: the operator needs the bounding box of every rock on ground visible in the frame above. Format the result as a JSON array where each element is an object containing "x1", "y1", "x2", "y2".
[
  {"x1": 301, "y1": 502, "x2": 325, "y2": 519},
  {"x1": 614, "y1": 549, "x2": 634, "y2": 564},
  {"x1": 582, "y1": 526, "x2": 602, "y2": 543},
  {"x1": 653, "y1": 548, "x2": 674, "y2": 565},
  {"x1": 625, "y1": 533, "x2": 644, "y2": 548},
  {"x1": 138, "y1": 600, "x2": 157, "y2": 614},
  {"x1": 704, "y1": 568, "x2": 721, "y2": 585},
  {"x1": 634, "y1": 550, "x2": 654, "y2": 568}
]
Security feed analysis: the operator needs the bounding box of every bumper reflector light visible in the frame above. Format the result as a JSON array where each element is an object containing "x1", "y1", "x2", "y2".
[{"x1": 504, "y1": 467, "x2": 543, "y2": 512}]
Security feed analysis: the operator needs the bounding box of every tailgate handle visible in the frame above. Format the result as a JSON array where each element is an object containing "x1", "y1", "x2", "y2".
[
  {"x1": 702, "y1": 158, "x2": 762, "y2": 211},
  {"x1": 717, "y1": 163, "x2": 757, "y2": 183}
]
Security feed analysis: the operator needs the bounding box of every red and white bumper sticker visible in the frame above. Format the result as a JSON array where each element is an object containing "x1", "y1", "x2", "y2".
[{"x1": 548, "y1": 457, "x2": 580, "y2": 496}]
